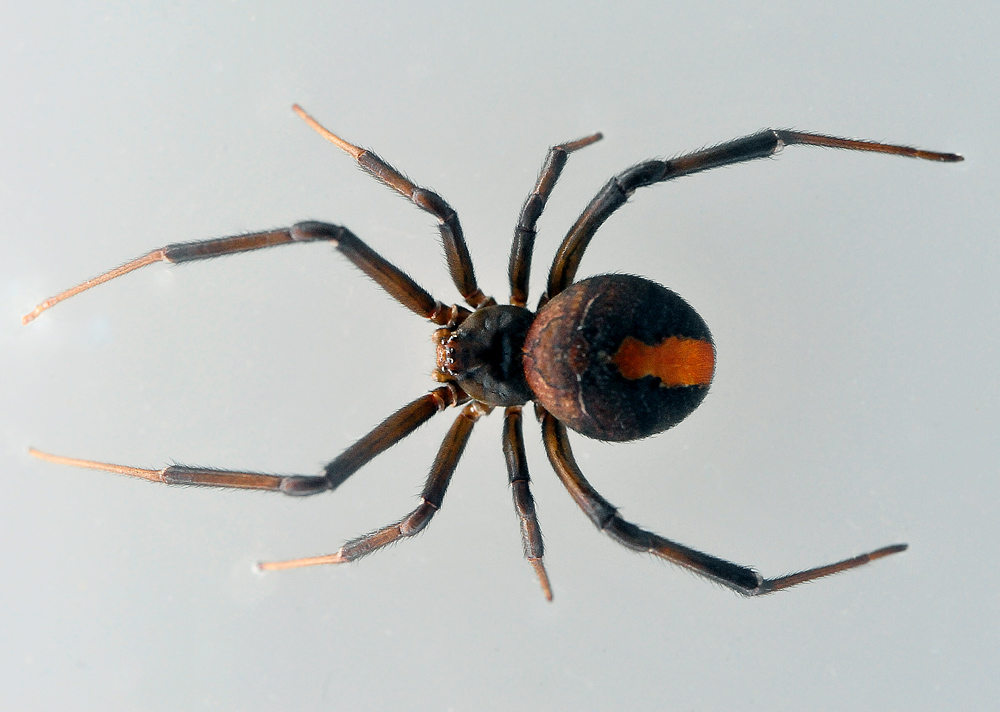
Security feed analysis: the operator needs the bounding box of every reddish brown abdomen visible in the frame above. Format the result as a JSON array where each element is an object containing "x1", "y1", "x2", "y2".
[{"x1": 523, "y1": 274, "x2": 714, "y2": 442}]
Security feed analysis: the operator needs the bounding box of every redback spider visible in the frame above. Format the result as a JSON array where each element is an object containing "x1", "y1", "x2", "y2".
[{"x1": 25, "y1": 105, "x2": 962, "y2": 601}]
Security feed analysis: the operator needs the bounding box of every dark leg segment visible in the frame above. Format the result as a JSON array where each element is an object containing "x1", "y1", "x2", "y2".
[
  {"x1": 539, "y1": 410, "x2": 907, "y2": 595},
  {"x1": 293, "y1": 105, "x2": 489, "y2": 309},
  {"x1": 169, "y1": 223, "x2": 453, "y2": 325},
  {"x1": 502, "y1": 406, "x2": 552, "y2": 600},
  {"x1": 314, "y1": 384, "x2": 469, "y2": 493},
  {"x1": 29, "y1": 385, "x2": 467, "y2": 497},
  {"x1": 24, "y1": 222, "x2": 470, "y2": 327},
  {"x1": 545, "y1": 130, "x2": 963, "y2": 299},
  {"x1": 260, "y1": 400, "x2": 490, "y2": 570},
  {"x1": 290, "y1": 222, "x2": 469, "y2": 326},
  {"x1": 508, "y1": 132, "x2": 602, "y2": 307}
]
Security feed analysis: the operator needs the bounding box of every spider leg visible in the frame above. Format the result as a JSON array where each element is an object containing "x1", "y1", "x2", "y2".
[
  {"x1": 259, "y1": 400, "x2": 489, "y2": 571},
  {"x1": 29, "y1": 385, "x2": 468, "y2": 496},
  {"x1": 502, "y1": 406, "x2": 552, "y2": 600},
  {"x1": 545, "y1": 130, "x2": 963, "y2": 299},
  {"x1": 293, "y1": 105, "x2": 490, "y2": 309},
  {"x1": 23, "y1": 222, "x2": 469, "y2": 327},
  {"x1": 539, "y1": 410, "x2": 907, "y2": 596},
  {"x1": 508, "y1": 132, "x2": 602, "y2": 307}
]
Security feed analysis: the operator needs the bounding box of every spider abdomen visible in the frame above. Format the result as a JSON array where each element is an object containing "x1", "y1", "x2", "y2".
[{"x1": 523, "y1": 274, "x2": 715, "y2": 442}]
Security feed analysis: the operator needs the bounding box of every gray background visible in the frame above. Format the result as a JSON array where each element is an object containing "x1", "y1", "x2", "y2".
[{"x1": 3, "y1": 2, "x2": 996, "y2": 710}]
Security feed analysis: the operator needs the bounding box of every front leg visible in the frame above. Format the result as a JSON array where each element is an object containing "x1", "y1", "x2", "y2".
[{"x1": 24, "y1": 222, "x2": 468, "y2": 327}]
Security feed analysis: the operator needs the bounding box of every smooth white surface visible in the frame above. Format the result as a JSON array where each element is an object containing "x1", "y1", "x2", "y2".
[{"x1": 3, "y1": 2, "x2": 996, "y2": 710}]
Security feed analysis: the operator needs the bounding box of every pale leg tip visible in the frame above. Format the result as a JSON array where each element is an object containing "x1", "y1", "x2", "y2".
[
  {"x1": 530, "y1": 558, "x2": 553, "y2": 602},
  {"x1": 22, "y1": 308, "x2": 42, "y2": 325},
  {"x1": 257, "y1": 552, "x2": 347, "y2": 570}
]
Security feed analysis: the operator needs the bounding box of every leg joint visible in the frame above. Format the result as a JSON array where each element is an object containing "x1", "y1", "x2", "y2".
[
  {"x1": 616, "y1": 161, "x2": 670, "y2": 193},
  {"x1": 518, "y1": 194, "x2": 546, "y2": 228},
  {"x1": 583, "y1": 500, "x2": 617, "y2": 532},
  {"x1": 430, "y1": 382, "x2": 468, "y2": 410},
  {"x1": 400, "y1": 500, "x2": 437, "y2": 536},
  {"x1": 602, "y1": 515, "x2": 656, "y2": 552},
  {"x1": 290, "y1": 221, "x2": 347, "y2": 245},
  {"x1": 412, "y1": 188, "x2": 454, "y2": 221},
  {"x1": 279, "y1": 476, "x2": 330, "y2": 496}
]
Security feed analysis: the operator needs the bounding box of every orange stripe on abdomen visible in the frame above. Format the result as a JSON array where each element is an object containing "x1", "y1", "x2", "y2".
[{"x1": 611, "y1": 335, "x2": 715, "y2": 387}]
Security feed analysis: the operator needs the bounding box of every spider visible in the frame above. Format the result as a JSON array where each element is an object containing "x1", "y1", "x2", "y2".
[{"x1": 24, "y1": 105, "x2": 961, "y2": 601}]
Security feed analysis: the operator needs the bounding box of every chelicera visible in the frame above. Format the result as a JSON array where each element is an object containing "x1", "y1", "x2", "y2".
[{"x1": 25, "y1": 106, "x2": 962, "y2": 600}]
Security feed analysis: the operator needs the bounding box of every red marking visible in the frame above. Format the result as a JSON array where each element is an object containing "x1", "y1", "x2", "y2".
[{"x1": 611, "y1": 336, "x2": 714, "y2": 386}]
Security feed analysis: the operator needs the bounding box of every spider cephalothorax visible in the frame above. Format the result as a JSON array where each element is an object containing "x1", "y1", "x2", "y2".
[
  {"x1": 25, "y1": 105, "x2": 961, "y2": 600},
  {"x1": 434, "y1": 304, "x2": 534, "y2": 407}
]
